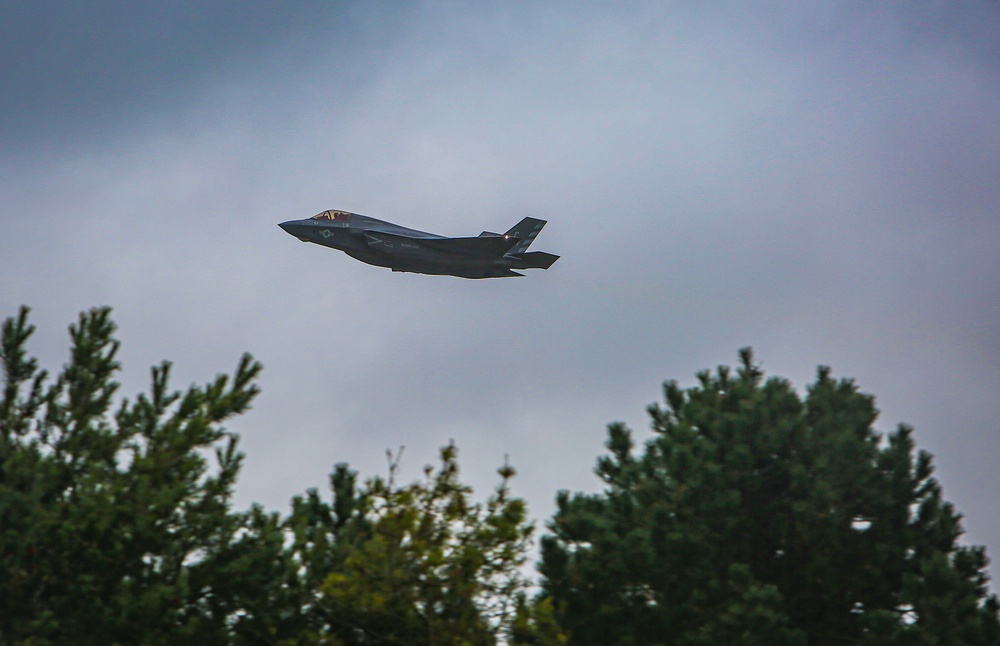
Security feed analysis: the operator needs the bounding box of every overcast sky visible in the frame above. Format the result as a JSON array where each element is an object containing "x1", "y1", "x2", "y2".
[{"x1": 3, "y1": 1, "x2": 999, "y2": 581}]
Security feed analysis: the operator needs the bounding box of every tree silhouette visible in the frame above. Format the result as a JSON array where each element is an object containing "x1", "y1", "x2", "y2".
[
  {"x1": 1, "y1": 306, "x2": 265, "y2": 643},
  {"x1": 540, "y1": 349, "x2": 1000, "y2": 645}
]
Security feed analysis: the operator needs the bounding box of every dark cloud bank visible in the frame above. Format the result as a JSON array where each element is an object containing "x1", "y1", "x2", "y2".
[{"x1": 2, "y1": 2, "x2": 998, "y2": 578}]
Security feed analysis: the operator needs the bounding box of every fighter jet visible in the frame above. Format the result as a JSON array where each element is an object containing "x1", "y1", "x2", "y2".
[{"x1": 278, "y1": 210, "x2": 559, "y2": 278}]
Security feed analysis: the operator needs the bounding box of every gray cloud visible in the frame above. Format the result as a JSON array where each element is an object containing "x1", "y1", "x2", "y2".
[{"x1": 3, "y1": 1, "x2": 998, "y2": 578}]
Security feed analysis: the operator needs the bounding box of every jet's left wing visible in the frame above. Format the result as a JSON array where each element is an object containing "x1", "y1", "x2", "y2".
[
  {"x1": 366, "y1": 231, "x2": 519, "y2": 257},
  {"x1": 420, "y1": 235, "x2": 520, "y2": 257}
]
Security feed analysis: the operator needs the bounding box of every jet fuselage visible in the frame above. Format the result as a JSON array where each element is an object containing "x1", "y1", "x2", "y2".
[{"x1": 278, "y1": 210, "x2": 558, "y2": 278}]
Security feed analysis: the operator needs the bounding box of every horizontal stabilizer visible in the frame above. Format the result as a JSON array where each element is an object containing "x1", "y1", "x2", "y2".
[
  {"x1": 510, "y1": 251, "x2": 559, "y2": 270},
  {"x1": 478, "y1": 231, "x2": 501, "y2": 237}
]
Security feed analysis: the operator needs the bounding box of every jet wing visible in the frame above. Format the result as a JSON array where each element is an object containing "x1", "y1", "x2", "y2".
[
  {"x1": 420, "y1": 235, "x2": 520, "y2": 256},
  {"x1": 366, "y1": 231, "x2": 519, "y2": 257}
]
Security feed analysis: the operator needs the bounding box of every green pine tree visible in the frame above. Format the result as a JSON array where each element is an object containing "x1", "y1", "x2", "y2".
[
  {"x1": 0, "y1": 306, "x2": 273, "y2": 644},
  {"x1": 539, "y1": 349, "x2": 1000, "y2": 645},
  {"x1": 0, "y1": 306, "x2": 561, "y2": 645}
]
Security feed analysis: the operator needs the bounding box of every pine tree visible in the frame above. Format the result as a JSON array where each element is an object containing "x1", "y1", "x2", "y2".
[
  {"x1": 539, "y1": 349, "x2": 1000, "y2": 645},
  {"x1": 0, "y1": 306, "x2": 560, "y2": 644},
  {"x1": 0, "y1": 306, "x2": 269, "y2": 643}
]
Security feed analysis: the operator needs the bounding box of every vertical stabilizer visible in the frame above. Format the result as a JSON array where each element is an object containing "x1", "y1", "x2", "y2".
[{"x1": 504, "y1": 218, "x2": 547, "y2": 255}]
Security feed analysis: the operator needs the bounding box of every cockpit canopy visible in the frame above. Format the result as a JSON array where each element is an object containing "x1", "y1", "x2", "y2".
[{"x1": 311, "y1": 210, "x2": 351, "y2": 221}]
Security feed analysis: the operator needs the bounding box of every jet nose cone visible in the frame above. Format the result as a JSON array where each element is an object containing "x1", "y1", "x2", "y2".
[{"x1": 279, "y1": 220, "x2": 313, "y2": 243}]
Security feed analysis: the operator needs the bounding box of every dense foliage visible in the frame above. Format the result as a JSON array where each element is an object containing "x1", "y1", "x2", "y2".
[
  {"x1": 539, "y1": 348, "x2": 1000, "y2": 645},
  {"x1": 0, "y1": 307, "x2": 546, "y2": 645},
  {"x1": 3, "y1": 308, "x2": 996, "y2": 644},
  {"x1": 0, "y1": 306, "x2": 264, "y2": 643},
  {"x1": 300, "y1": 445, "x2": 534, "y2": 644}
]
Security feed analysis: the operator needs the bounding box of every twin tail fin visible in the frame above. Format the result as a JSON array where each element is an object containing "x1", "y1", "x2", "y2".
[{"x1": 503, "y1": 217, "x2": 547, "y2": 255}]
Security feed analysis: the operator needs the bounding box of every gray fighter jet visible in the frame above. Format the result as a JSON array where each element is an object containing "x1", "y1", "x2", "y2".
[{"x1": 279, "y1": 210, "x2": 559, "y2": 278}]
